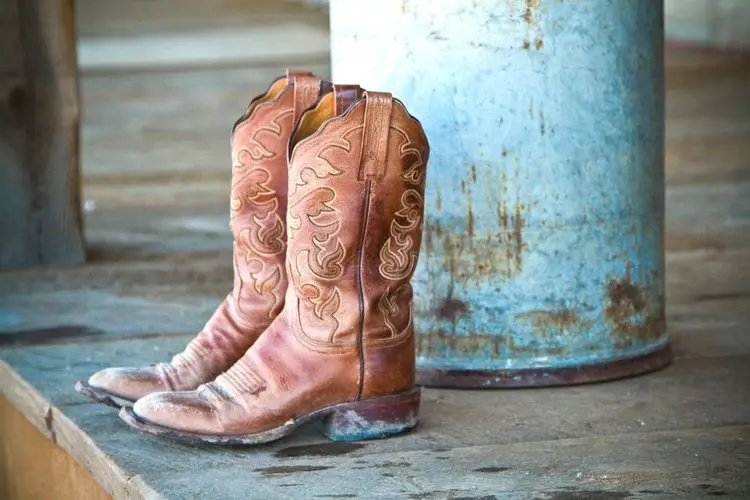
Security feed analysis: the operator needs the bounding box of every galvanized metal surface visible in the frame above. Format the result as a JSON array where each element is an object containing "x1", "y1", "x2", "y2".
[{"x1": 330, "y1": 0, "x2": 668, "y2": 386}]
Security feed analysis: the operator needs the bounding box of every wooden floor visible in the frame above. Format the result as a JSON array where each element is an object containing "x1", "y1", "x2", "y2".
[{"x1": 1, "y1": 1, "x2": 749, "y2": 498}]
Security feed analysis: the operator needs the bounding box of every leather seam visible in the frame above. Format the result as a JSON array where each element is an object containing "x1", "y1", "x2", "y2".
[{"x1": 355, "y1": 181, "x2": 372, "y2": 400}]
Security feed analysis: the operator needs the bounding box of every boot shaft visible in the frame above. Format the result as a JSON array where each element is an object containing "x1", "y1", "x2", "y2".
[
  {"x1": 287, "y1": 90, "x2": 429, "y2": 348},
  {"x1": 229, "y1": 71, "x2": 329, "y2": 321}
]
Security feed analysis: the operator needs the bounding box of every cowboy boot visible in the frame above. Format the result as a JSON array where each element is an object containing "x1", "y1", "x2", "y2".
[
  {"x1": 74, "y1": 70, "x2": 329, "y2": 407},
  {"x1": 120, "y1": 88, "x2": 429, "y2": 444}
]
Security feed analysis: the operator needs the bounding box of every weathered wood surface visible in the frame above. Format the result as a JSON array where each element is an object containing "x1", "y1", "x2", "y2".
[
  {"x1": 0, "y1": 396, "x2": 110, "y2": 500},
  {"x1": 2, "y1": 350, "x2": 749, "y2": 499},
  {"x1": 0, "y1": 0, "x2": 85, "y2": 270},
  {"x1": 75, "y1": 0, "x2": 328, "y2": 73},
  {"x1": 1, "y1": 0, "x2": 749, "y2": 497}
]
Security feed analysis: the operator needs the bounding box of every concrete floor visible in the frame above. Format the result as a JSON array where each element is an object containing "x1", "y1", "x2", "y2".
[{"x1": 1, "y1": 1, "x2": 749, "y2": 498}]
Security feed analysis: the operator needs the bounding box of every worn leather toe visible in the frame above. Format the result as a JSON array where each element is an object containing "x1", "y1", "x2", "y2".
[
  {"x1": 132, "y1": 390, "x2": 222, "y2": 435},
  {"x1": 88, "y1": 367, "x2": 170, "y2": 401}
]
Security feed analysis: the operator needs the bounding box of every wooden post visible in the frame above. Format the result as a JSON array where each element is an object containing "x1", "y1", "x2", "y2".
[{"x1": 0, "y1": 0, "x2": 84, "y2": 269}]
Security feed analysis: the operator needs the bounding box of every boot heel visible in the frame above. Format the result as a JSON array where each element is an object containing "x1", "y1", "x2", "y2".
[{"x1": 321, "y1": 387, "x2": 421, "y2": 442}]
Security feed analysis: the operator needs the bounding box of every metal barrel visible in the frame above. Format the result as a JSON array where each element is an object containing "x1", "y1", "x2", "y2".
[{"x1": 330, "y1": 0, "x2": 670, "y2": 388}]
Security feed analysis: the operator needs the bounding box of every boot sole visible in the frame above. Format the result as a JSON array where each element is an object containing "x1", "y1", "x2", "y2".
[
  {"x1": 119, "y1": 387, "x2": 421, "y2": 445},
  {"x1": 74, "y1": 380, "x2": 135, "y2": 409}
]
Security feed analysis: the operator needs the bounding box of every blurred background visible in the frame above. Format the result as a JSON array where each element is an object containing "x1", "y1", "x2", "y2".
[
  {"x1": 74, "y1": 0, "x2": 749, "y2": 259},
  {"x1": 1, "y1": 1, "x2": 749, "y2": 498}
]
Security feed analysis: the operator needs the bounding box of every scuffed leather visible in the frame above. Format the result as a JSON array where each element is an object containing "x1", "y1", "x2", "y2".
[
  {"x1": 133, "y1": 88, "x2": 429, "y2": 435},
  {"x1": 86, "y1": 72, "x2": 324, "y2": 402}
]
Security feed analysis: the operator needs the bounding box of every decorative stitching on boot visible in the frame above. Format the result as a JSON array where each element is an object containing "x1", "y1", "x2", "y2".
[
  {"x1": 377, "y1": 284, "x2": 411, "y2": 337},
  {"x1": 379, "y1": 189, "x2": 424, "y2": 281},
  {"x1": 214, "y1": 365, "x2": 268, "y2": 398}
]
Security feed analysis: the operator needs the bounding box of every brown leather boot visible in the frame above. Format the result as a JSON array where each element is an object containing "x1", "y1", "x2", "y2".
[
  {"x1": 120, "y1": 88, "x2": 429, "y2": 444},
  {"x1": 75, "y1": 70, "x2": 329, "y2": 407}
]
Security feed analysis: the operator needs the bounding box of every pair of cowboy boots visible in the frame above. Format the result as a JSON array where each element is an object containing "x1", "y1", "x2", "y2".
[{"x1": 75, "y1": 70, "x2": 429, "y2": 445}]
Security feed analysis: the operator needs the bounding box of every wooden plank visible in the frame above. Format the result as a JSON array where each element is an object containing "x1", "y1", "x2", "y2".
[
  {"x1": 3, "y1": 357, "x2": 749, "y2": 500},
  {"x1": 665, "y1": 49, "x2": 749, "y2": 186},
  {"x1": 76, "y1": 0, "x2": 329, "y2": 73},
  {"x1": 666, "y1": 181, "x2": 750, "y2": 253},
  {"x1": 0, "y1": 362, "x2": 160, "y2": 499},
  {"x1": 77, "y1": 25, "x2": 329, "y2": 73},
  {"x1": 0, "y1": 395, "x2": 110, "y2": 500},
  {"x1": 667, "y1": 248, "x2": 750, "y2": 300},
  {"x1": 142, "y1": 425, "x2": 750, "y2": 499},
  {"x1": 76, "y1": 0, "x2": 328, "y2": 40},
  {"x1": 79, "y1": 63, "x2": 330, "y2": 188},
  {"x1": 0, "y1": 0, "x2": 84, "y2": 269},
  {"x1": 665, "y1": 0, "x2": 750, "y2": 49},
  {"x1": 4, "y1": 339, "x2": 750, "y2": 453},
  {"x1": 4, "y1": 345, "x2": 749, "y2": 499}
]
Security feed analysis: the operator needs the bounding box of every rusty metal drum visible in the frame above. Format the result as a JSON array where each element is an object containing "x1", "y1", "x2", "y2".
[{"x1": 330, "y1": 0, "x2": 670, "y2": 387}]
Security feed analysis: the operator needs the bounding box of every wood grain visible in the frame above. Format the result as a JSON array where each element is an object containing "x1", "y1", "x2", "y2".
[
  {"x1": 0, "y1": 0, "x2": 84, "y2": 269},
  {"x1": 0, "y1": 395, "x2": 110, "y2": 500}
]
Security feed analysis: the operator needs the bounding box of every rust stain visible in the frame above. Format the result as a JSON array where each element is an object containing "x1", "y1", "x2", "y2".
[
  {"x1": 422, "y1": 228, "x2": 520, "y2": 320},
  {"x1": 611, "y1": 307, "x2": 666, "y2": 350},
  {"x1": 435, "y1": 297, "x2": 470, "y2": 322},
  {"x1": 490, "y1": 172, "x2": 526, "y2": 274},
  {"x1": 515, "y1": 309, "x2": 595, "y2": 341},
  {"x1": 417, "y1": 329, "x2": 567, "y2": 358},
  {"x1": 496, "y1": 202, "x2": 525, "y2": 272},
  {"x1": 511, "y1": 203, "x2": 524, "y2": 271},
  {"x1": 521, "y1": 0, "x2": 542, "y2": 50},
  {"x1": 466, "y1": 171, "x2": 474, "y2": 239},
  {"x1": 606, "y1": 263, "x2": 646, "y2": 317},
  {"x1": 420, "y1": 176, "x2": 528, "y2": 316},
  {"x1": 605, "y1": 263, "x2": 666, "y2": 347},
  {"x1": 497, "y1": 205, "x2": 509, "y2": 230},
  {"x1": 523, "y1": 0, "x2": 538, "y2": 25},
  {"x1": 516, "y1": 309, "x2": 580, "y2": 329}
]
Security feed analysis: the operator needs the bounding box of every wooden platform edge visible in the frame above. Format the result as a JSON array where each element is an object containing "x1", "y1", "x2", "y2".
[
  {"x1": 0, "y1": 360, "x2": 161, "y2": 500},
  {"x1": 1, "y1": 395, "x2": 110, "y2": 500}
]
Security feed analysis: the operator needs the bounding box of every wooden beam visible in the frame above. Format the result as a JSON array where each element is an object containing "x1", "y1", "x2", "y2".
[
  {"x1": 0, "y1": 396, "x2": 110, "y2": 500},
  {"x1": 0, "y1": 0, "x2": 84, "y2": 269}
]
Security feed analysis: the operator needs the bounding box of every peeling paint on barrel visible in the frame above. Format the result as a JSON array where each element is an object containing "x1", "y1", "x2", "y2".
[{"x1": 330, "y1": 0, "x2": 668, "y2": 385}]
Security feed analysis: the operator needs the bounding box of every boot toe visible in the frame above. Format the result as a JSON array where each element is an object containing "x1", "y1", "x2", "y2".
[
  {"x1": 132, "y1": 391, "x2": 221, "y2": 435},
  {"x1": 88, "y1": 367, "x2": 169, "y2": 401}
]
